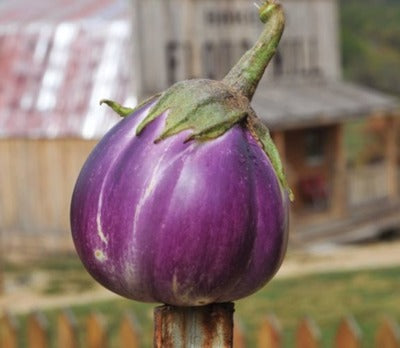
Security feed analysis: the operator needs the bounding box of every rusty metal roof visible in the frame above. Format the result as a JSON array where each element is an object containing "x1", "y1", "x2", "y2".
[
  {"x1": 253, "y1": 80, "x2": 399, "y2": 130},
  {"x1": 0, "y1": 0, "x2": 130, "y2": 23},
  {"x1": 0, "y1": 0, "x2": 398, "y2": 139},
  {"x1": 0, "y1": 0, "x2": 135, "y2": 139}
]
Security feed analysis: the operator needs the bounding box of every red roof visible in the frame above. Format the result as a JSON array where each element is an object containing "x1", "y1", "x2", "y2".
[
  {"x1": 0, "y1": 0, "x2": 135, "y2": 139},
  {"x1": 0, "y1": 0, "x2": 130, "y2": 23}
]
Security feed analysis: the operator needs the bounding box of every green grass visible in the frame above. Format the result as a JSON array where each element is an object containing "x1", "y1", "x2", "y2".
[
  {"x1": 12, "y1": 265, "x2": 400, "y2": 348},
  {"x1": 4, "y1": 254, "x2": 85, "y2": 273},
  {"x1": 4, "y1": 254, "x2": 96, "y2": 295}
]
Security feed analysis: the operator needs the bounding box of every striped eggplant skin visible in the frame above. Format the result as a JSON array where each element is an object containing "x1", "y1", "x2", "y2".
[{"x1": 70, "y1": 100, "x2": 289, "y2": 306}]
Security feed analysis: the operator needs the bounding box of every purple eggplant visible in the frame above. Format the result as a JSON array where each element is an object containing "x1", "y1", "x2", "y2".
[{"x1": 71, "y1": 0, "x2": 291, "y2": 306}]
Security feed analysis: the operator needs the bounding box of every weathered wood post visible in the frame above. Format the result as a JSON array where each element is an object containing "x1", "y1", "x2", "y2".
[{"x1": 154, "y1": 303, "x2": 234, "y2": 347}]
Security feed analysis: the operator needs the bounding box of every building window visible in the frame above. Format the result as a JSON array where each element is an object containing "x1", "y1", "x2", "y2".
[{"x1": 305, "y1": 129, "x2": 326, "y2": 166}]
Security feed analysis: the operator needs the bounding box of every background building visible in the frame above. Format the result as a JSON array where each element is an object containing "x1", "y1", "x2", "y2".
[
  {"x1": 132, "y1": 0, "x2": 399, "y2": 245},
  {"x1": 0, "y1": 0, "x2": 134, "y2": 253},
  {"x1": 0, "y1": 0, "x2": 398, "y2": 254}
]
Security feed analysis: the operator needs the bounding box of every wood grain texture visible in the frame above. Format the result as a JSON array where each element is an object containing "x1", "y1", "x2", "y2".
[{"x1": 154, "y1": 303, "x2": 234, "y2": 348}]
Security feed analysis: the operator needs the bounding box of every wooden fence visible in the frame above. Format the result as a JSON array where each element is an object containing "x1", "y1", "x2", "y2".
[{"x1": 1, "y1": 310, "x2": 399, "y2": 347}]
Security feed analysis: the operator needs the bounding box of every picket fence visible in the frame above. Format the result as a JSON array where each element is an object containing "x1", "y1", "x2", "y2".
[{"x1": 0, "y1": 310, "x2": 400, "y2": 348}]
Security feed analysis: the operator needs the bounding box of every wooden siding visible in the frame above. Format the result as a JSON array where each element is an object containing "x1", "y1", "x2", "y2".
[
  {"x1": 132, "y1": 0, "x2": 341, "y2": 99},
  {"x1": 0, "y1": 139, "x2": 97, "y2": 247},
  {"x1": 348, "y1": 162, "x2": 389, "y2": 207}
]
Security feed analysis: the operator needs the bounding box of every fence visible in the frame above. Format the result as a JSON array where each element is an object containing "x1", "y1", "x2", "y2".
[{"x1": 1, "y1": 310, "x2": 400, "y2": 347}]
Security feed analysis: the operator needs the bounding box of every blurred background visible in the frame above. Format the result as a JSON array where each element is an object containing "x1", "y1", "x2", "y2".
[{"x1": 0, "y1": 0, "x2": 399, "y2": 346}]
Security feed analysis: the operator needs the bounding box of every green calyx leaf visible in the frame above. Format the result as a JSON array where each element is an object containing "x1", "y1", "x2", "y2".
[
  {"x1": 100, "y1": 86, "x2": 292, "y2": 201},
  {"x1": 100, "y1": 94, "x2": 161, "y2": 118},
  {"x1": 99, "y1": 99, "x2": 135, "y2": 117},
  {"x1": 247, "y1": 112, "x2": 294, "y2": 202},
  {"x1": 136, "y1": 79, "x2": 250, "y2": 143}
]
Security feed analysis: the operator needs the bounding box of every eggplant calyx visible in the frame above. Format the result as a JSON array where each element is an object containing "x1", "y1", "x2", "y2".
[
  {"x1": 99, "y1": 99, "x2": 135, "y2": 117},
  {"x1": 247, "y1": 112, "x2": 294, "y2": 201},
  {"x1": 136, "y1": 79, "x2": 250, "y2": 143},
  {"x1": 100, "y1": 94, "x2": 161, "y2": 118}
]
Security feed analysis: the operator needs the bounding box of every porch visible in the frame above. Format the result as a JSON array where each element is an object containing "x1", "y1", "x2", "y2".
[{"x1": 271, "y1": 115, "x2": 400, "y2": 243}]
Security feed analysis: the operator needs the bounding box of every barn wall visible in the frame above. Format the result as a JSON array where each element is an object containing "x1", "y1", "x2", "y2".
[
  {"x1": 132, "y1": 0, "x2": 341, "y2": 99},
  {"x1": 0, "y1": 138, "x2": 97, "y2": 253}
]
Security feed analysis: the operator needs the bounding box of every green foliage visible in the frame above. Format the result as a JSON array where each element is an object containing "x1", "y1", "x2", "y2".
[{"x1": 340, "y1": 0, "x2": 400, "y2": 95}]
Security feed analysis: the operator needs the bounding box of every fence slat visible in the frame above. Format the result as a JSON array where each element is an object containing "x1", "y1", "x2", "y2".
[
  {"x1": 0, "y1": 312, "x2": 19, "y2": 348},
  {"x1": 28, "y1": 312, "x2": 49, "y2": 348},
  {"x1": 296, "y1": 317, "x2": 320, "y2": 348},
  {"x1": 335, "y1": 316, "x2": 362, "y2": 348},
  {"x1": 233, "y1": 318, "x2": 246, "y2": 348},
  {"x1": 57, "y1": 309, "x2": 78, "y2": 348},
  {"x1": 375, "y1": 317, "x2": 400, "y2": 348},
  {"x1": 86, "y1": 312, "x2": 108, "y2": 348},
  {"x1": 257, "y1": 314, "x2": 282, "y2": 348},
  {"x1": 119, "y1": 312, "x2": 141, "y2": 348}
]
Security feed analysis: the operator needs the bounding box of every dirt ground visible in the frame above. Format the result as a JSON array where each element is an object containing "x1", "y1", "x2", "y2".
[{"x1": 1, "y1": 240, "x2": 400, "y2": 314}]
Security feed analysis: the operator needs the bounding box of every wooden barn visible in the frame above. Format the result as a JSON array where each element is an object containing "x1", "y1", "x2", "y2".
[
  {"x1": 0, "y1": 0, "x2": 398, "y2": 254},
  {"x1": 132, "y1": 0, "x2": 400, "y2": 245},
  {"x1": 0, "y1": 0, "x2": 135, "y2": 253}
]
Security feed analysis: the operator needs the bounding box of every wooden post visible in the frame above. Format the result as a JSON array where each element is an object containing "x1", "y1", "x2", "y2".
[
  {"x1": 257, "y1": 314, "x2": 282, "y2": 348},
  {"x1": 57, "y1": 309, "x2": 79, "y2": 348},
  {"x1": 0, "y1": 312, "x2": 19, "y2": 348},
  {"x1": 154, "y1": 303, "x2": 234, "y2": 347}
]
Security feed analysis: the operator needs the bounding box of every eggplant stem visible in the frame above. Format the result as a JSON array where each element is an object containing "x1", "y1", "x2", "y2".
[{"x1": 223, "y1": 1, "x2": 285, "y2": 101}]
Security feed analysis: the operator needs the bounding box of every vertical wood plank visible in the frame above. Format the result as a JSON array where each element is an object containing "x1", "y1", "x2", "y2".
[
  {"x1": 27, "y1": 312, "x2": 49, "y2": 348},
  {"x1": 257, "y1": 314, "x2": 282, "y2": 348},
  {"x1": 335, "y1": 316, "x2": 362, "y2": 348},
  {"x1": 57, "y1": 309, "x2": 79, "y2": 348},
  {"x1": 0, "y1": 312, "x2": 19, "y2": 348},
  {"x1": 119, "y1": 312, "x2": 141, "y2": 348},
  {"x1": 332, "y1": 124, "x2": 347, "y2": 217},
  {"x1": 296, "y1": 317, "x2": 320, "y2": 348},
  {"x1": 233, "y1": 317, "x2": 246, "y2": 348},
  {"x1": 375, "y1": 317, "x2": 400, "y2": 348},
  {"x1": 86, "y1": 312, "x2": 108, "y2": 348},
  {"x1": 385, "y1": 116, "x2": 399, "y2": 200}
]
